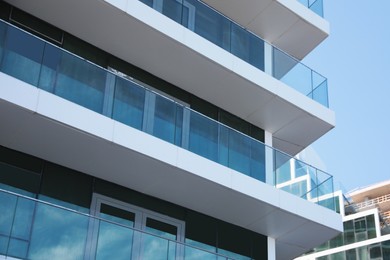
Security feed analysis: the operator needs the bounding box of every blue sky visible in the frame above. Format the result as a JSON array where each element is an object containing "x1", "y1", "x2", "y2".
[{"x1": 303, "y1": 1, "x2": 390, "y2": 192}]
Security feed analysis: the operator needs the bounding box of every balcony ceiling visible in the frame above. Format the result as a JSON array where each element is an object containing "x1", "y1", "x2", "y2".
[
  {"x1": 7, "y1": 0, "x2": 334, "y2": 156},
  {"x1": 202, "y1": 0, "x2": 330, "y2": 60}
]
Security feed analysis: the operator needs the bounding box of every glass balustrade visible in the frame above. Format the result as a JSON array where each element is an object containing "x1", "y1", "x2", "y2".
[
  {"x1": 139, "y1": 0, "x2": 328, "y2": 107},
  {"x1": 0, "y1": 189, "x2": 239, "y2": 259},
  {"x1": 0, "y1": 20, "x2": 335, "y2": 210},
  {"x1": 298, "y1": 0, "x2": 324, "y2": 17}
]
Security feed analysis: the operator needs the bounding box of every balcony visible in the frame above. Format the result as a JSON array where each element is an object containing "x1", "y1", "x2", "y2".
[
  {"x1": 195, "y1": 0, "x2": 329, "y2": 59},
  {"x1": 0, "y1": 188, "x2": 246, "y2": 259},
  {"x1": 137, "y1": 0, "x2": 328, "y2": 107},
  {"x1": 0, "y1": 19, "x2": 335, "y2": 210},
  {"x1": 7, "y1": 0, "x2": 335, "y2": 157}
]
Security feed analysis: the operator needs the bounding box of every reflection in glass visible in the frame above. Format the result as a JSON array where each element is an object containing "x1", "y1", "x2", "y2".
[
  {"x1": 189, "y1": 111, "x2": 219, "y2": 162},
  {"x1": 231, "y1": 23, "x2": 264, "y2": 70},
  {"x1": 54, "y1": 51, "x2": 106, "y2": 113},
  {"x1": 183, "y1": 0, "x2": 231, "y2": 51},
  {"x1": 1, "y1": 26, "x2": 44, "y2": 86},
  {"x1": 28, "y1": 203, "x2": 88, "y2": 260},
  {"x1": 95, "y1": 203, "x2": 135, "y2": 260},
  {"x1": 151, "y1": 94, "x2": 181, "y2": 144},
  {"x1": 113, "y1": 77, "x2": 146, "y2": 130}
]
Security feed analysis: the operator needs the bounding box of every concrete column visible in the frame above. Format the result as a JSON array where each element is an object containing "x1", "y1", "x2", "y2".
[
  {"x1": 268, "y1": 237, "x2": 276, "y2": 260},
  {"x1": 264, "y1": 131, "x2": 274, "y2": 185},
  {"x1": 264, "y1": 43, "x2": 273, "y2": 76}
]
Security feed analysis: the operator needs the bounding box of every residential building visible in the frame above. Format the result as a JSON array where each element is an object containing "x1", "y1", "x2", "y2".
[
  {"x1": 297, "y1": 181, "x2": 390, "y2": 259},
  {"x1": 0, "y1": 0, "x2": 342, "y2": 259}
]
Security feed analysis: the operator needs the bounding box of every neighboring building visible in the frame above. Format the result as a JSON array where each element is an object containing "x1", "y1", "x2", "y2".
[
  {"x1": 297, "y1": 181, "x2": 390, "y2": 259},
  {"x1": 0, "y1": 0, "x2": 342, "y2": 259}
]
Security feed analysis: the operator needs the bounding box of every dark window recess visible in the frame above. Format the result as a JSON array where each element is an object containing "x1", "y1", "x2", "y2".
[
  {"x1": 94, "y1": 179, "x2": 186, "y2": 220},
  {"x1": 217, "y1": 221, "x2": 252, "y2": 258},
  {"x1": 0, "y1": 1, "x2": 11, "y2": 21},
  {"x1": 62, "y1": 33, "x2": 108, "y2": 68},
  {"x1": 146, "y1": 218, "x2": 177, "y2": 237},
  {"x1": 9, "y1": 7, "x2": 63, "y2": 45},
  {"x1": 185, "y1": 210, "x2": 217, "y2": 248},
  {"x1": 190, "y1": 95, "x2": 219, "y2": 121},
  {"x1": 0, "y1": 145, "x2": 43, "y2": 174},
  {"x1": 0, "y1": 162, "x2": 41, "y2": 194},
  {"x1": 220, "y1": 110, "x2": 251, "y2": 136},
  {"x1": 40, "y1": 162, "x2": 92, "y2": 208},
  {"x1": 100, "y1": 203, "x2": 135, "y2": 223}
]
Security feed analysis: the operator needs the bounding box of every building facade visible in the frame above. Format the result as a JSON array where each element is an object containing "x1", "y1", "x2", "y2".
[
  {"x1": 0, "y1": 0, "x2": 341, "y2": 259},
  {"x1": 297, "y1": 181, "x2": 390, "y2": 259}
]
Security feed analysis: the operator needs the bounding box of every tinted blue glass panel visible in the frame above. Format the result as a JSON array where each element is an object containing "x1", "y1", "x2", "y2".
[
  {"x1": 281, "y1": 181, "x2": 307, "y2": 198},
  {"x1": 250, "y1": 140, "x2": 265, "y2": 182},
  {"x1": 0, "y1": 21, "x2": 6, "y2": 66},
  {"x1": 231, "y1": 23, "x2": 264, "y2": 71},
  {"x1": 309, "y1": 0, "x2": 323, "y2": 17},
  {"x1": 162, "y1": 0, "x2": 183, "y2": 23},
  {"x1": 28, "y1": 203, "x2": 88, "y2": 259},
  {"x1": 295, "y1": 161, "x2": 308, "y2": 178},
  {"x1": 139, "y1": 0, "x2": 153, "y2": 7},
  {"x1": 7, "y1": 238, "x2": 29, "y2": 259},
  {"x1": 274, "y1": 151, "x2": 292, "y2": 184},
  {"x1": 39, "y1": 43, "x2": 62, "y2": 93},
  {"x1": 0, "y1": 235, "x2": 7, "y2": 256},
  {"x1": 227, "y1": 129, "x2": 251, "y2": 176},
  {"x1": 182, "y1": 0, "x2": 231, "y2": 51},
  {"x1": 312, "y1": 80, "x2": 328, "y2": 107},
  {"x1": 95, "y1": 221, "x2": 134, "y2": 260},
  {"x1": 1, "y1": 26, "x2": 44, "y2": 86},
  {"x1": 151, "y1": 94, "x2": 181, "y2": 144},
  {"x1": 0, "y1": 192, "x2": 17, "y2": 239},
  {"x1": 11, "y1": 198, "x2": 35, "y2": 240},
  {"x1": 185, "y1": 239, "x2": 217, "y2": 260},
  {"x1": 141, "y1": 232, "x2": 175, "y2": 260},
  {"x1": 112, "y1": 77, "x2": 146, "y2": 130},
  {"x1": 188, "y1": 111, "x2": 219, "y2": 162},
  {"x1": 54, "y1": 51, "x2": 106, "y2": 113}
]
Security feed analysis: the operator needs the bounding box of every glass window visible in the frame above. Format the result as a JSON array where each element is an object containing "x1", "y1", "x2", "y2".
[
  {"x1": 382, "y1": 240, "x2": 390, "y2": 260},
  {"x1": 369, "y1": 244, "x2": 382, "y2": 259},
  {"x1": 354, "y1": 217, "x2": 367, "y2": 242},
  {"x1": 343, "y1": 220, "x2": 355, "y2": 245},
  {"x1": 346, "y1": 249, "x2": 357, "y2": 260},
  {"x1": 366, "y1": 214, "x2": 376, "y2": 239}
]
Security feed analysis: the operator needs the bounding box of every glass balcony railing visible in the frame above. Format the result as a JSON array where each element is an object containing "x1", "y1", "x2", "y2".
[
  {"x1": 0, "y1": 188, "x2": 240, "y2": 259},
  {"x1": 138, "y1": 0, "x2": 328, "y2": 107},
  {"x1": 0, "y1": 20, "x2": 335, "y2": 210},
  {"x1": 298, "y1": 0, "x2": 324, "y2": 17}
]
